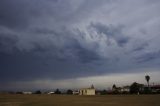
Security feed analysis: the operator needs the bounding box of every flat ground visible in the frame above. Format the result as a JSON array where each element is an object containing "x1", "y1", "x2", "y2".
[{"x1": 0, "y1": 94, "x2": 160, "y2": 106}]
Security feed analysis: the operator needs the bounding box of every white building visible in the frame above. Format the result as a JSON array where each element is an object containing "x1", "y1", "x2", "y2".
[
  {"x1": 73, "y1": 91, "x2": 79, "y2": 95},
  {"x1": 79, "y1": 85, "x2": 95, "y2": 95},
  {"x1": 22, "y1": 91, "x2": 32, "y2": 94},
  {"x1": 47, "y1": 91, "x2": 55, "y2": 94}
]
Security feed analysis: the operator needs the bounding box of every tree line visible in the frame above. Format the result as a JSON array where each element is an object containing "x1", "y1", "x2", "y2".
[{"x1": 1, "y1": 75, "x2": 160, "y2": 95}]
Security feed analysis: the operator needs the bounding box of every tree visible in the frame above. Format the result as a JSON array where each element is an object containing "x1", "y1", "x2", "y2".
[
  {"x1": 66, "y1": 89, "x2": 73, "y2": 94},
  {"x1": 145, "y1": 75, "x2": 150, "y2": 88},
  {"x1": 112, "y1": 84, "x2": 117, "y2": 90},
  {"x1": 112, "y1": 84, "x2": 119, "y2": 94},
  {"x1": 100, "y1": 90, "x2": 107, "y2": 95},
  {"x1": 54, "y1": 89, "x2": 61, "y2": 94},
  {"x1": 34, "y1": 90, "x2": 41, "y2": 94},
  {"x1": 130, "y1": 82, "x2": 141, "y2": 94}
]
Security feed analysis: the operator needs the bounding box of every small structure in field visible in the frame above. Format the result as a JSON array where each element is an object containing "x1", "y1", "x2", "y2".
[
  {"x1": 47, "y1": 91, "x2": 55, "y2": 94},
  {"x1": 79, "y1": 85, "x2": 95, "y2": 95},
  {"x1": 22, "y1": 91, "x2": 32, "y2": 94},
  {"x1": 73, "y1": 91, "x2": 79, "y2": 95}
]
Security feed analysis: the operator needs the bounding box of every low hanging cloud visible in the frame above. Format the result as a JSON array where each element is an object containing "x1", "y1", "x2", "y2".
[
  {"x1": 0, "y1": 0, "x2": 160, "y2": 89},
  {"x1": 1, "y1": 69, "x2": 160, "y2": 90}
]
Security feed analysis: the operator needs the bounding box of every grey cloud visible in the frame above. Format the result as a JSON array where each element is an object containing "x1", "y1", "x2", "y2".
[
  {"x1": 0, "y1": 0, "x2": 66, "y2": 29},
  {"x1": 0, "y1": 35, "x2": 17, "y2": 53},
  {"x1": 32, "y1": 28, "x2": 58, "y2": 35},
  {"x1": 0, "y1": 29, "x2": 18, "y2": 53},
  {"x1": 0, "y1": 50, "x2": 103, "y2": 82},
  {"x1": 0, "y1": 0, "x2": 31, "y2": 29},
  {"x1": 89, "y1": 23, "x2": 129, "y2": 47},
  {"x1": 135, "y1": 51, "x2": 160, "y2": 63},
  {"x1": 132, "y1": 43, "x2": 149, "y2": 52},
  {"x1": 69, "y1": 43, "x2": 101, "y2": 63},
  {"x1": 0, "y1": 0, "x2": 160, "y2": 88}
]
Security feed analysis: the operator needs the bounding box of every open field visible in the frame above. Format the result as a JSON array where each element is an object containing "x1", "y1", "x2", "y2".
[{"x1": 0, "y1": 94, "x2": 160, "y2": 106}]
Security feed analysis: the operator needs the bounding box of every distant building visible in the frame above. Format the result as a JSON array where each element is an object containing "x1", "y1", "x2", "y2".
[
  {"x1": 121, "y1": 86, "x2": 130, "y2": 93},
  {"x1": 22, "y1": 91, "x2": 32, "y2": 94},
  {"x1": 47, "y1": 91, "x2": 55, "y2": 94},
  {"x1": 79, "y1": 85, "x2": 95, "y2": 95},
  {"x1": 150, "y1": 85, "x2": 160, "y2": 93},
  {"x1": 73, "y1": 91, "x2": 79, "y2": 95},
  {"x1": 79, "y1": 88, "x2": 95, "y2": 95}
]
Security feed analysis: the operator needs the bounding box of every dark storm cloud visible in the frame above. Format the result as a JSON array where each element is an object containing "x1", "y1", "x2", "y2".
[
  {"x1": 132, "y1": 43, "x2": 149, "y2": 52},
  {"x1": 0, "y1": 30, "x2": 18, "y2": 53},
  {"x1": 69, "y1": 43, "x2": 101, "y2": 63},
  {"x1": 32, "y1": 28, "x2": 58, "y2": 35},
  {"x1": 0, "y1": 0, "x2": 61, "y2": 29},
  {"x1": 89, "y1": 23, "x2": 129, "y2": 47},
  {"x1": 135, "y1": 51, "x2": 160, "y2": 63},
  {"x1": 0, "y1": 0, "x2": 31, "y2": 28},
  {"x1": 0, "y1": 0, "x2": 160, "y2": 86},
  {"x1": 0, "y1": 50, "x2": 103, "y2": 82}
]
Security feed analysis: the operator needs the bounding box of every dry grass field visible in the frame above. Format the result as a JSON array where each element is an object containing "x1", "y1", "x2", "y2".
[{"x1": 0, "y1": 94, "x2": 160, "y2": 106}]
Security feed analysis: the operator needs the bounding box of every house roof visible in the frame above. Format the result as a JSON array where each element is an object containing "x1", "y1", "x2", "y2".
[{"x1": 80, "y1": 88, "x2": 95, "y2": 90}]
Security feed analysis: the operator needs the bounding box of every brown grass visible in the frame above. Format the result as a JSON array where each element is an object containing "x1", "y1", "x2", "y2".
[{"x1": 0, "y1": 94, "x2": 160, "y2": 106}]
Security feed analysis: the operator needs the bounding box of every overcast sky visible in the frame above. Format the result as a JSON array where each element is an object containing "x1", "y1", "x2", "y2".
[{"x1": 0, "y1": 0, "x2": 160, "y2": 90}]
